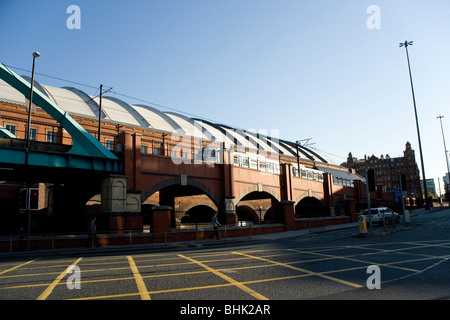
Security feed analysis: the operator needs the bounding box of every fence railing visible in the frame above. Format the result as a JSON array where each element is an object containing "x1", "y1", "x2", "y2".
[{"x1": 0, "y1": 223, "x2": 286, "y2": 253}]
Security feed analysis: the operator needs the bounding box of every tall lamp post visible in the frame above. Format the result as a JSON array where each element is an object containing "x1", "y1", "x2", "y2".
[
  {"x1": 25, "y1": 51, "x2": 40, "y2": 164},
  {"x1": 25, "y1": 51, "x2": 40, "y2": 250},
  {"x1": 437, "y1": 115, "x2": 450, "y2": 196},
  {"x1": 98, "y1": 84, "x2": 103, "y2": 141},
  {"x1": 399, "y1": 41, "x2": 429, "y2": 210},
  {"x1": 295, "y1": 141, "x2": 300, "y2": 178}
]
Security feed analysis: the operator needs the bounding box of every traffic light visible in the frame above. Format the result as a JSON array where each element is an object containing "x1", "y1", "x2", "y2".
[
  {"x1": 29, "y1": 188, "x2": 39, "y2": 210},
  {"x1": 19, "y1": 188, "x2": 28, "y2": 210},
  {"x1": 367, "y1": 169, "x2": 376, "y2": 191},
  {"x1": 400, "y1": 173, "x2": 407, "y2": 192}
]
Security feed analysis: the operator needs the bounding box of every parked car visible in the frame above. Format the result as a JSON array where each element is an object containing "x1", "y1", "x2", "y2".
[{"x1": 362, "y1": 207, "x2": 400, "y2": 225}]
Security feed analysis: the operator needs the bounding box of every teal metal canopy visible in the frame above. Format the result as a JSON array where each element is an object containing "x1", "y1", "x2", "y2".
[{"x1": 0, "y1": 62, "x2": 121, "y2": 172}]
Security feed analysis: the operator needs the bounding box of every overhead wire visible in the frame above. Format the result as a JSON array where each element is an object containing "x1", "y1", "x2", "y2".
[
  {"x1": 5, "y1": 64, "x2": 333, "y2": 161},
  {"x1": 5, "y1": 65, "x2": 101, "y2": 91},
  {"x1": 5, "y1": 64, "x2": 224, "y2": 125}
]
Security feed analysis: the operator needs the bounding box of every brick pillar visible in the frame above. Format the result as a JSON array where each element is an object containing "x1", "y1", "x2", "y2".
[
  {"x1": 353, "y1": 180, "x2": 364, "y2": 204},
  {"x1": 280, "y1": 163, "x2": 293, "y2": 201},
  {"x1": 322, "y1": 173, "x2": 333, "y2": 205},
  {"x1": 344, "y1": 200, "x2": 357, "y2": 222},
  {"x1": 125, "y1": 192, "x2": 143, "y2": 232},
  {"x1": 224, "y1": 196, "x2": 237, "y2": 226},
  {"x1": 102, "y1": 175, "x2": 143, "y2": 233},
  {"x1": 115, "y1": 131, "x2": 141, "y2": 191},
  {"x1": 152, "y1": 206, "x2": 172, "y2": 234},
  {"x1": 278, "y1": 200, "x2": 296, "y2": 231}
]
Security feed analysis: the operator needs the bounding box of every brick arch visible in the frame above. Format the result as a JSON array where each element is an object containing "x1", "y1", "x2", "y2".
[
  {"x1": 182, "y1": 201, "x2": 218, "y2": 214},
  {"x1": 294, "y1": 191, "x2": 323, "y2": 206},
  {"x1": 234, "y1": 185, "x2": 281, "y2": 205},
  {"x1": 236, "y1": 201, "x2": 258, "y2": 212},
  {"x1": 235, "y1": 202, "x2": 260, "y2": 223},
  {"x1": 140, "y1": 177, "x2": 220, "y2": 207}
]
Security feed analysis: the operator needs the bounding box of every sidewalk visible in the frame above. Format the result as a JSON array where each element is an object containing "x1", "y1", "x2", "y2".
[
  {"x1": 3, "y1": 208, "x2": 434, "y2": 259},
  {"x1": 0, "y1": 222, "x2": 360, "y2": 259}
]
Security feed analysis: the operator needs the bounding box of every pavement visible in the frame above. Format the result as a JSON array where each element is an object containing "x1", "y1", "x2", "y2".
[{"x1": 0, "y1": 210, "x2": 427, "y2": 259}]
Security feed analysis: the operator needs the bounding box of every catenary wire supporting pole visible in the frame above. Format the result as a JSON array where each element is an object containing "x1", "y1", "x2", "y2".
[{"x1": 98, "y1": 84, "x2": 103, "y2": 141}]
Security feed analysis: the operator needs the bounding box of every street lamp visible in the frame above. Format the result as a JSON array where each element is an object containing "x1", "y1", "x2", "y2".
[
  {"x1": 25, "y1": 51, "x2": 39, "y2": 250},
  {"x1": 25, "y1": 51, "x2": 40, "y2": 164},
  {"x1": 399, "y1": 41, "x2": 429, "y2": 210},
  {"x1": 295, "y1": 141, "x2": 300, "y2": 178},
  {"x1": 437, "y1": 115, "x2": 450, "y2": 196}
]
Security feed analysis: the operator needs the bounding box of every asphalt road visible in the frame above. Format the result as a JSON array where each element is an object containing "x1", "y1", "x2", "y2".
[{"x1": 1, "y1": 209, "x2": 449, "y2": 314}]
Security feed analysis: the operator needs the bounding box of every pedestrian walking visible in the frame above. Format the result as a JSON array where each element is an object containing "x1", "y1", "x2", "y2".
[
  {"x1": 86, "y1": 217, "x2": 100, "y2": 248},
  {"x1": 208, "y1": 212, "x2": 221, "y2": 240}
]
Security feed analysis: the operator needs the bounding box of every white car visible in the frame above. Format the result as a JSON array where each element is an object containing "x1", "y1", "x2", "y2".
[{"x1": 362, "y1": 207, "x2": 400, "y2": 225}]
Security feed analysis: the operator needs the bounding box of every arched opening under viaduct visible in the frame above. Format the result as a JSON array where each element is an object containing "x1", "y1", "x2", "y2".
[
  {"x1": 141, "y1": 178, "x2": 220, "y2": 230},
  {"x1": 236, "y1": 190, "x2": 279, "y2": 224},
  {"x1": 295, "y1": 196, "x2": 329, "y2": 218},
  {"x1": 180, "y1": 204, "x2": 217, "y2": 228}
]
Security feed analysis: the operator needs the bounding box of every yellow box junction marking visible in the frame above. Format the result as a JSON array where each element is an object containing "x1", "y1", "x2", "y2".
[
  {"x1": 178, "y1": 254, "x2": 269, "y2": 300},
  {"x1": 233, "y1": 251, "x2": 363, "y2": 289},
  {"x1": 36, "y1": 257, "x2": 83, "y2": 300},
  {"x1": 127, "y1": 256, "x2": 151, "y2": 300},
  {"x1": 0, "y1": 259, "x2": 37, "y2": 276}
]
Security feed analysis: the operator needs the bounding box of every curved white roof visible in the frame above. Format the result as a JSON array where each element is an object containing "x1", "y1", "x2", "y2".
[
  {"x1": 41, "y1": 85, "x2": 98, "y2": 118},
  {"x1": 0, "y1": 78, "x2": 335, "y2": 164},
  {"x1": 133, "y1": 105, "x2": 181, "y2": 133},
  {"x1": 0, "y1": 78, "x2": 26, "y2": 105},
  {"x1": 164, "y1": 112, "x2": 210, "y2": 141}
]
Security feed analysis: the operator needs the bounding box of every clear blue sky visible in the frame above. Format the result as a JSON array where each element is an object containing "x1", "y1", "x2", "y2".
[{"x1": 1, "y1": 1, "x2": 450, "y2": 193}]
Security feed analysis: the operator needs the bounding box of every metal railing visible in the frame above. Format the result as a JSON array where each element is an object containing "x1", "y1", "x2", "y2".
[{"x1": 0, "y1": 223, "x2": 285, "y2": 253}]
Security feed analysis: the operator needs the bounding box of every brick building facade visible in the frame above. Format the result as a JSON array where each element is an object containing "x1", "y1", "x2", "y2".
[
  {"x1": 0, "y1": 76, "x2": 399, "y2": 236},
  {"x1": 341, "y1": 142, "x2": 423, "y2": 206}
]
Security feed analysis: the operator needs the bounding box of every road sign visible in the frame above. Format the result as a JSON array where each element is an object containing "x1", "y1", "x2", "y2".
[{"x1": 358, "y1": 215, "x2": 368, "y2": 234}]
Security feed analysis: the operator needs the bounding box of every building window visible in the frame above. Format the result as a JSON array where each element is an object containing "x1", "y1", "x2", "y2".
[
  {"x1": 29, "y1": 128, "x2": 37, "y2": 141},
  {"x1": 259, "y1": 161, "x2": 266, "y2": 172},
  {"x1": 234, "y1": 155, "x2": 239, "y2": 165},
  {"x1": 46, "y1": 130, "x2": 56, "y2": 143},
  {"x1": 241, "y1": 157, "x2": 249, "y2": 168},
  {"x1": 153, "y1": 147, "x2": 160, "y2": 155},
  {"x1": 5, "y1": 124, "x2": 16, "y2": 135},
  {"x1": 141, "y1": 145, "x2": 148, "y2": 154},
  {"x1": 301, "y1": 169, "x2": 307, "y2": 179},
  {"x1": 105, "y1": 139, "x2": 114, "y2": 151}
]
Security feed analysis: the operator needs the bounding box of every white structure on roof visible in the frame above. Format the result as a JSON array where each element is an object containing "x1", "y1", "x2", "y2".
[{"x1": 0, "y1": 77, "x2": 340, "y2": 166}]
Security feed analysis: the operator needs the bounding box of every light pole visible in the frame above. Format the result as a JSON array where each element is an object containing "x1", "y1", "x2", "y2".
[
  {"x1": 399, "y1": 40, "x2": 429, "y2": 210},
  {"x1": 25, "y1": 51, "x2": 40, "y2": 250},
  {"x1": 98, "y1": 84, "x2": 103, "y2": 141},
  {"x1": 25, "y1": 51, "x2": 40, "y2": 164},
  {"x1": 295, "y1": 141, "x2": 300, "y2": 178},
  {"x1": 437, "y1": 115, "x2": 450, "y2": 196}
]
